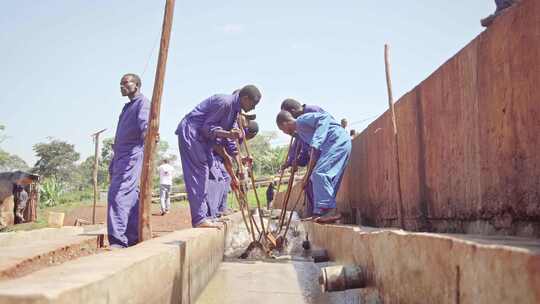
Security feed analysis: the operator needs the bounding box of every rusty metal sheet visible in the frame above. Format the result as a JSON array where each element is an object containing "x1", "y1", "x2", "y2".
[
  {"x1": 346, "y1": 0, "x2": 540, "y2": 234},
  {"x1": 350, "y1": 111, "x2": 399, "y2": 225}
]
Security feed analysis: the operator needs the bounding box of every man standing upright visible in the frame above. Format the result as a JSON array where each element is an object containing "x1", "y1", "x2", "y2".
[
  {"x1": 266, "y1": 181, "x2": 275, "y2": 209},
  {"x1": 176, "y1": 85, "x2": 261, "y2": 229},
  {"x1": 108, "y1": 73, "x2": 150, "y2": 248},
  {"x1": 14, "y1": 185, "x2": 28, "y2": 223},
  {"x1": 158, "y1": 159, "x2": 174, "y2": 215}
]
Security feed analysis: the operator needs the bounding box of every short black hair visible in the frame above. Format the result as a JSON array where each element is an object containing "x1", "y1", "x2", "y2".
[
  {"x1": 239, "y1": 85, "x2": 261, "y2": 104},
  {"x1": 276, "y1": 110, "x2": 294, "y2": 126},
  {"x1": 123, "y1": 73, "x2": 142, "y2": 88},
  {"x1": 280, "y1": 98, "x2": 302, "y2": 112},
  {"x1": 245, "y1": 120, "x2": 259, "y2": 137}
]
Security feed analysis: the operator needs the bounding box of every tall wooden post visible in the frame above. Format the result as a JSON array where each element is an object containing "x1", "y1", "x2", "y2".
[
  {"x1": 138, "y1": 0, "x2": 176, "y2": 242},
  {"x1": 384, "y1": 44, "x2": 405, "y2": 229},
  {"x1": 91, "y1": 128, "x2": 106, "y2": 225}
]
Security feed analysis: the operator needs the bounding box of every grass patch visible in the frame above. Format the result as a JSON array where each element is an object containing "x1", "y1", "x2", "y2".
[
  {"x1": 227, "y1": 187, "x2": 268, "y2": 209},
  {"x1": 170, "y1": 187, "x2": 270, "y2": 210},
  {"x1": 2, "y1": 199, "x2": 94, "y2": 233}
]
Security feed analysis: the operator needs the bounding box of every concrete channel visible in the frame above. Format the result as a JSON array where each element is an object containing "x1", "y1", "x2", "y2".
[{"x1": 0, "y1": 212, "x2": 538, "y2": 303}]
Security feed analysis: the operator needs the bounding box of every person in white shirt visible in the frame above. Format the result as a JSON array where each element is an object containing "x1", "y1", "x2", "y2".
[{"x1": 158, "y1": 159, "x2": 174, "y2": 215}]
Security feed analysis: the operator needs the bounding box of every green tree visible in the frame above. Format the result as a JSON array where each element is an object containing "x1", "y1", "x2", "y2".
[
  {"x1": 72, "y1": 156, "x2": 109, "y2": 190},
  {"x1": 0, "y1": 150, "x2": 29, "y2": 172},
  {"x1": 32, "y1": 139, "x2": 80, "y2": 183},
  {"x1": 101, "y1": 137, "x2": 114, "y2": 169},
  {"x1": 243, "y1": 131, "x2": 288, "y2": 178},
  {"x1": 0, "y1": 124, "x2": 30, "y2": 172},
  {"x1": 0, "y1": 124, "x2": 6, "y2": 144},
  {"x1": 101, "y1": 137, "x2": 178, "y2": 187},
  {"x1": 155, "y1": 140, "x2": 177, "y2": 164}
]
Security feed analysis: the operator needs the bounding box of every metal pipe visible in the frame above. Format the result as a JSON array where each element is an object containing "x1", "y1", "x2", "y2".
[
  {"x1": 319, "y1": 265, "x2": 366, "y2": 292},
  {"x1": 311, "y1": 249, "x2": 330, "y2": 263}
]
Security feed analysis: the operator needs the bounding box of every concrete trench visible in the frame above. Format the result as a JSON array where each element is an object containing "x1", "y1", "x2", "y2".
[{"x1": 0, "y1": 212, "x2": 538, "y2": 303}]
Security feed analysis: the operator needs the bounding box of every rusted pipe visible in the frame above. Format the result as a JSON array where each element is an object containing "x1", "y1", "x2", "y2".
[{"x1": 319, "y1": 265, "x2": 365, "y2": 292}]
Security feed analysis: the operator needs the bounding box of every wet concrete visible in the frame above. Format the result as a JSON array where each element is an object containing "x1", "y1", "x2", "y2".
[
  {"x1": 196, "y1": 259, "x2": 373, "y2": 304},
  {"x1": 199, "y1": 211, "x2": 380, "y2": 304}
]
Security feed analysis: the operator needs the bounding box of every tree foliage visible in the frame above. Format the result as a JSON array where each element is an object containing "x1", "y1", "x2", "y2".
[
  {"x1": 0, "y1": 150, "x2": 29, "y2": 172},
  {"x1": 244, "y1": 131, "x2": 288, "y2": 178},
  {"x1": 0, "y1": 124, "x2": 6, "y2": 144},
  {"x1": 32, "y1": 139, "x2": 80, "y2": 183},
  {"x1": 72, "y1": 155, "x2": 109, "y2": 190},
  {"x1": 101, "y1": 137, "x2": 114, "y2": 168},
  {"x1": 0, "y1": 124, "x2": 29, "y2": 172}
]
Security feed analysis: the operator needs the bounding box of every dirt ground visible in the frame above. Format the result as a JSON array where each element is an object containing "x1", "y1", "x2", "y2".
[{"x1": 64, "y1": 202, "x2": 193, "y2": 237}]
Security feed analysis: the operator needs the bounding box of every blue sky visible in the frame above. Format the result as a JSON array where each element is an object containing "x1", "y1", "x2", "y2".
[{"x1": 0, "y1": 1, "x2": 495, "y2": 166}]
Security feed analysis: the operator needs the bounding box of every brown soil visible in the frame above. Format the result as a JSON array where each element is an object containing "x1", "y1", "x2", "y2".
[
  {"x1": 64, "y1": 202, "x2": 193, "y2": 237},
  {"x1": 0, "y1": 204, "x2": 193, "y2": 282},
  {"x1": 0, "y1": 236, "x2": 105, "y2": 282}
]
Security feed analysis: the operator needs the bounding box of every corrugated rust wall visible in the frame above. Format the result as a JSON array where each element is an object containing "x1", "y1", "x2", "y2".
[{"x1": 345, "y1": 0, "x2": 540, "y2": 236}]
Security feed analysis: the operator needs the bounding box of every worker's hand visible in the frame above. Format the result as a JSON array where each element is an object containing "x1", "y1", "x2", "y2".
[
  {"x1": 241, "y1": 157, "x2": 253, "y2": 168},
  {"x1": 236, "y1": 169, "x2": 245, "y2": 181},
  {"x1": 230, "y1": 128, "x2": 243, "y2": 140}
]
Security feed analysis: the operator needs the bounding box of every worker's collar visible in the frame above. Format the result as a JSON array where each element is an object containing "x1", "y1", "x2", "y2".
[{"x1": 129, "y1": 92, "x2": 143, "y2": 101}]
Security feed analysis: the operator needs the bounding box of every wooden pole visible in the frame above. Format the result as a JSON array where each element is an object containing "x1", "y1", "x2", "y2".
[
  {"x1": 263, "y1": 136, "x2": 293, "y2": 234},
  {"x1": 277, "y1": 142, "x2": 302, "y2": 234},
  {"x1": 237, "y1": 117, "x2": 267, "y2": 238},
  {"x1": 384, "y1": 44, "x2": 405, "y2": 229},
  {"x1": 276, "y1": 136, "x2": 294, "y2": 193},
  {"x1": 138, "y1": 0, "x2": 176, "y2": 243},
  {"x1": 91, "y1": 128, "x2": 106, "y2": 225}
]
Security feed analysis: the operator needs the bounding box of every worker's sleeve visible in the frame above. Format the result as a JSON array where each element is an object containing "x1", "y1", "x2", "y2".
[
  {"x1": 214, "y1": 137, "x2": 239, "y2": 157},
  {"x1": 137, "y1": 98, "x2": 151, "y2": 141},
  {"x1": 224, "y1": 119, "x2": 239, "y2": 155},
  {"x1": 306, "y1": 113, "x2": 331, "y2": 150},
  {"x1": 201, "y1": 97, "x2": 230, "y2": 141}
]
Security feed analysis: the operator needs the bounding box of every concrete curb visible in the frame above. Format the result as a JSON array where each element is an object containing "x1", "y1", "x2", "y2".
[
  {"x1": 0, "y1": 227, "x2": 86, "y2": 248},
  {"x1": 303, "y1": 222, "x2": 540, "y2": 303},
  {"x1": 0, "y1": 213, "x2": 242, "y2": 304}
]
